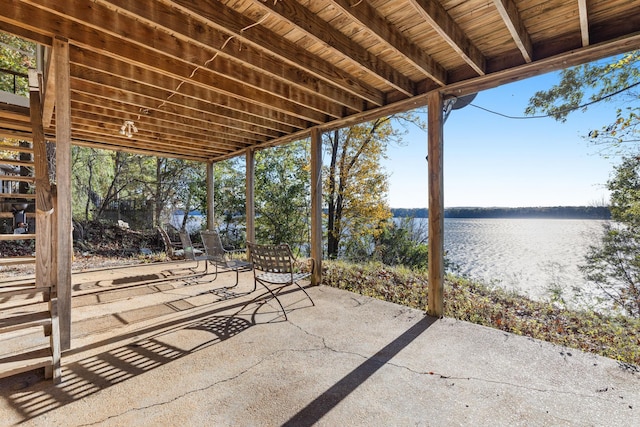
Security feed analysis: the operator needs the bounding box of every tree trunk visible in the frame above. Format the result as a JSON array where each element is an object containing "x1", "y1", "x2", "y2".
[{"x1": 327, "y1": 130, "x2": 339, "y2": 259}]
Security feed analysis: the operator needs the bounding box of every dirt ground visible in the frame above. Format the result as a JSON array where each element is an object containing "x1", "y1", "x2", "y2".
[{"x1": 0, "y1": 221, "x2": 166, "y2": 277}]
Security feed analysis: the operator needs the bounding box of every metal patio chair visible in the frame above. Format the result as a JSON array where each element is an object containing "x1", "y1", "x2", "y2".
[
  {"x1": 200, "y1": 230, "x2": 252, "y2": 288},
  {"x1": 247, "y1": 242, "x2": 315, "y2": 320},
  {"x1": 157, "y1": 225, "x2": 184, "y2": 260},
  {"x1": 176, "y1": 229, "x2": 209, "y2": 276}
]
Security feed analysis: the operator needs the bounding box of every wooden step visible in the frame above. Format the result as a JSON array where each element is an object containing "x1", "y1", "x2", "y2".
[
  {"x1": 0, "y1": 234, "x2": 36, "y2": 241},
  {"x1": 0, "y1": 145, "x2": 33, "y2": 154},
  {"x1": 0, "y1": 211, "x2": 35, "y2": 219},
  {"x1": 0, "y1": 192, "x2": 35, "y2": 199},
  {"x1": 0, "y1": 158, "x2": 33, "y2": 167},
  {"x1": 0, "y1": 175, "x2": 35, "y2": 183},
  {"x1": 0, "y1": 256, "x2": 36, "y2": 266},
  {"x1": 0, "y1": 310, "x2": 51, "y2": 334},
  {"x1": 0, "y1": 347, "x2": 52, "y2": 380}
]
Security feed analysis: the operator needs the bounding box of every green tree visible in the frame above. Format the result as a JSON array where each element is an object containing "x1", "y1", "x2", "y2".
[
  {"x1": 324, "y1": 113, "x2": 424, "y2": 260},
  {"x1": 580, "y1": 157, "x2": 640, "y2": 316},
  {"x1": 0, "y1": 32, "x2": 35, "y2": 95},
  {"x1": 210, "y1": 158, "x2": 247, "y2": 246},
  {"x1": 153, "y1": 158, "x2": 203, "y2": 228},
  {"x1": 71, "y1": 148, "x2": 158, "y2": 225},
  {"x1": 526, "y1": 51, "x2": 640, "y2": 156},
  {"x1": 527, "y1": 51, "x2": 640, "y2": 315},
  {"x1": 373, "y1": 217, "x2": 429, "y2": 270},
  {"x1": 255, "y1": 140, "x2": 311, "y2": 251}
]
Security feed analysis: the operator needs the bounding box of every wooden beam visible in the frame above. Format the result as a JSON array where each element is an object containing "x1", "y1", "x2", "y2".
[
  {"x1": 12, "y1": 0, "x2": 381, "y2": 109},
  {"x1": 145, "y1": 0, "x2": 385, "y2": 106},
  {"x1": 427, "y1": 91, "x2": 444, "y2": 317},
  {"x1": 578, "y1": 0, "x2": 589, "y2": 46},
  {"x1": 216, "y1": 30, "x2": 640, "y2": 165},
  {"x1": 70, "y1": 91, "x2": 282, "y2": 141},
  {"x1": 245, "y1": 148, "x2": 255, "y2": 247},
  {"x1": 54, "y1": 37, "x2": 72, "y2": 351},
  {"x1": 28, "y1": 70, "x2": 53, "y2": 213},
  {"x1": 250, "y1": 0, "x2": 416, "y2": 96},
  {"x1": 68, "y1": 44, "x2": 347, "y2": 120},
  {"x1": 206, "y1": 161, "x2": 215, "y2": 231},
  {"x1": 442, "y1": 32, "x2": 640, "y2": 97},
  {"x1": 492, "y1": 0, "x2": 533, "y2": 63},
  {"x1": 310, "y1": 127, "x2": 322, "y2": 286},
  {"x1": 69, "y1": 69, "x2": 309, "y2": 132},
  {"x1": 105, "y1": 0, "x2": 371, "y2": 113},
  {"x1": 69, "y1": 62, "x2": 328, "y2": 126},
  {"x1": 408, "y1": 0, "x2": 486, "y2": 75},
  {"x1": 42, "y1": 46, "x2": 56, "y2": 127},
  {"x1": 326, "y1": 0, "x2": 446, "y2": 86},
  {"x1": 68, "y1": 137, "x2": 209, "y2": 162},
  {"x1": 69, "y1": 85, "x2": 297, "y2": 140},
  {"x1": 28, "y1": 70, "x2": 56, "y2": 300},
  {"x1": 68, "y1": 106, "x2": 251, "y2": 151}
]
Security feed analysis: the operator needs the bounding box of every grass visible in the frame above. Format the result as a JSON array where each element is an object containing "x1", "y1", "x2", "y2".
[{"x1": 322, "y1": 260, "x2": 640, "y2": 368}]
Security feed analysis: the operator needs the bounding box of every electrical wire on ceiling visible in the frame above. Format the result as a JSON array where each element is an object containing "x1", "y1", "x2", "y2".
[{"x1": 156, "y1": 13, "x2": 271, "y2": 111}]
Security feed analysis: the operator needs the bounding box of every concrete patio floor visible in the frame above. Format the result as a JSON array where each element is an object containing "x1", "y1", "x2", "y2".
[{"x1": 0, "y1": 260, "x2": 638, "y2": 426}]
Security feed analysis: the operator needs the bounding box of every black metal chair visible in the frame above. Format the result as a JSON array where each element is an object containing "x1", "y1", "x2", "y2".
[{"x1": 247, "y1": 242, "x2": 315, "y2": 320}]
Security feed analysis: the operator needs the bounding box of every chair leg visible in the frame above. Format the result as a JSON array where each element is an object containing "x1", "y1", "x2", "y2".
[
  {"x1": 294, "y1": 281, "x2": 315, "y2": 306},
  {"x1": 256, "y1": 280, "x2": 288, "y2": 320}
]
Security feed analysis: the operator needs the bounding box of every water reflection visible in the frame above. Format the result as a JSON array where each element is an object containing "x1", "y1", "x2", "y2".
[{"x1": 435, "y1": 218, "x2": 605, "y2": 302}]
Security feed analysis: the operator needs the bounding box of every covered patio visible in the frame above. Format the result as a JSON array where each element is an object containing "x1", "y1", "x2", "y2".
[
  {"x1": 1, "y1": 262, "x2": 638, "y2": 425},
  {"x1": 1, "y1": 0, "x2": 640, "y2": 416}
]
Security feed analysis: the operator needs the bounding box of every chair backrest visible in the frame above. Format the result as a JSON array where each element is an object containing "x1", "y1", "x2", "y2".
[
  {"x1": 158, "y1": 225, "x2": 180, "y2": 259},
  {"x1": 247, "y1": 242, "x2": 293, "y2": 274},
  {"x1": 178, "y1": 230, "x2": 198, "y2": 261},
  {"x1": 200, "y1": 230, "x2": 227, "y2": 263}
]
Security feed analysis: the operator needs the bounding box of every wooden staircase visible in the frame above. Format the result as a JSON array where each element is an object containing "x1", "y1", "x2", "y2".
[{"x1": 0, "y1": 71, "x2": 62, "y2": 384}]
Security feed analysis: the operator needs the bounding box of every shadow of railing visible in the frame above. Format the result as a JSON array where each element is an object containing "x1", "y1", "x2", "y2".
[{"x1": 4, "y1": 299, "x2": 259, "y2": 422}]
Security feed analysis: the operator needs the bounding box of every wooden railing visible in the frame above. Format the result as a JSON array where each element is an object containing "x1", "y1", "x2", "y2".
[{"x1": 0, "y1": 67, "x2": 28, "y2": 95}]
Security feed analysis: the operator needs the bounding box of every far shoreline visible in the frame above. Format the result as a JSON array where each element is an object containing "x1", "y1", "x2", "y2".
[{"x1": 392, "y1": 206, "x2": 611, "y2": 220}]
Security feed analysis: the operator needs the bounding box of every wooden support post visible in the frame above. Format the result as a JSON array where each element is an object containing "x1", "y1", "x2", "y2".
[
  {"x1": 54, "y1": 37, "x2": 72, "y2": 350},
  {"x1": 44, "y1": 296, "x2": 62, "y2": 384},
  {"x1": 427, "y1": 91, "x2": 445, "y2": 317},
  {"x1": 310, "y1": 128, "x2": 323, "y2": 286},
  {"x1": 245, "y1": 148, "x2": 255, "y2": 247},
  {"x1": 29, "y1": 70, "x2": 56, "y2": 293},
  {"x1": 206, "y1": 161, "x2": 215, "y2": 231}
]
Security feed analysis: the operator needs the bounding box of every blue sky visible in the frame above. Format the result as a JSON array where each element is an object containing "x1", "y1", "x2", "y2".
[{"x1": 383, "y1": 71, "x2": 621, "y2": 209}]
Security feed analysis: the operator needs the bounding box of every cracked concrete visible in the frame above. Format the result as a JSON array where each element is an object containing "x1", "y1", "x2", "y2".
[{"x1": 0, "y1": 263, "x2": 638, "y2": 426}]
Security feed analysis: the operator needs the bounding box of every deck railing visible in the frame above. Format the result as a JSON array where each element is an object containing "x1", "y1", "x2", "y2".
[{"x1": 0, "y1": 68, "x2": 28, "y2": 96}]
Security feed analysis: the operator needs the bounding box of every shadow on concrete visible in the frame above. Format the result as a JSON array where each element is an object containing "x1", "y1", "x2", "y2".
[
  {"x1": 4, "y1": 297, "x2": 259, "y2": 422},
  {"x1": 282, "y1": 314, "x2": 437, "y2": 427}
]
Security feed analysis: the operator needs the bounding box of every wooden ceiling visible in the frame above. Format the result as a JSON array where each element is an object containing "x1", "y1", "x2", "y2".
[{"x1": 0, "y1": 0, "x2": 639, "y2": 162}]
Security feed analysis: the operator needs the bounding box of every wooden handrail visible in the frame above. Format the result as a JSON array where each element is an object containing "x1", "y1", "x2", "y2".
[{"x1": 0, "y1": 68, "x2": 28, "y2": 95}]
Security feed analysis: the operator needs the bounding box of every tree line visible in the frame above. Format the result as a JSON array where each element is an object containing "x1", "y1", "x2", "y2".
[{"x1": 392, "y1": 206, "x2": 611, "y2": 219}]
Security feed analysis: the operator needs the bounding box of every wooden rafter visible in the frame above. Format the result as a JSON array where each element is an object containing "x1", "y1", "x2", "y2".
[
  {"x1": 493, "y1": 0, "x2": 533, "y2": 63},
  {"x1": 162, "y1": 0, "x2": 385, "y2": 107},
  {"x1": 578, "y1": 0, "x2": 589, "y2": 47},
  {"x1": 0, "y1": 0, "x2": 637, "y2": 162},
  {"x1": 408, "y1": 0, "x2": 486, "y2": 75},
  {"x1": 249, "y1": 0, "x2": 416, "y2": 96},
  {"x1": 320, "y1": 0, "x2": 447, "y2": 86}
]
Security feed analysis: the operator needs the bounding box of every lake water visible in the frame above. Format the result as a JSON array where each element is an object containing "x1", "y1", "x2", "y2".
[{"x1": 424, "y1": 218, "x2": 607, "y2": 302}]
